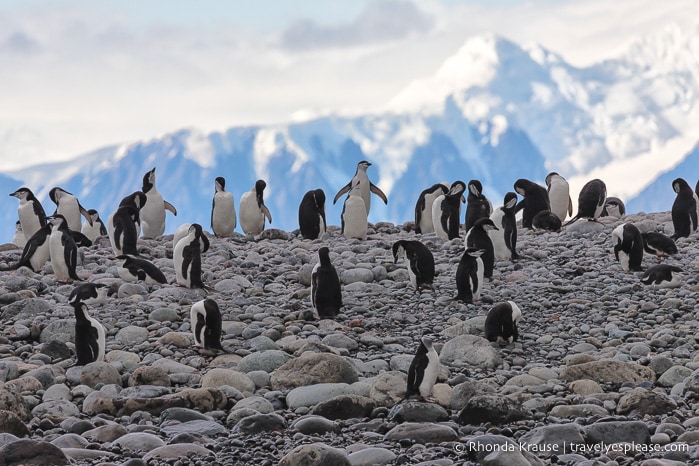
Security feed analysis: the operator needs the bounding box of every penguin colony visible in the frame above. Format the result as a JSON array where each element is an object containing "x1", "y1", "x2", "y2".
[{"x1": 0, "y1": 164, "x2": 695, "y2": 400}]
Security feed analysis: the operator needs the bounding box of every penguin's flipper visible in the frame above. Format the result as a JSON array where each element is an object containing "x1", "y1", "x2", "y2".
[
  {"x1": 405, "y1": 353, "x2": 428, "y2": 399},
  {"x1": 79, "y1": 204, "x2": 93, "y2": 226},
  {"x1": 87, "y1": 327, "x2": 100, "y2": 362},
  {"x1": 370, "y1": 183, "x2": 388, "y2": 204},
  {"x1": 567, "y1": 196, "x2": 573, "y2": 216},
  {"x1": 164, "y1": 201, "x2": 177, "y2": 216},
  {"x1": 333, "y1": 182, "x2": 352, "y2": 204},
  {"x1": 261, "y1": 205, "x2": 272, "y2": 224},
  {"x1": 311, "y1": 271, "x2": 318, "y2": 310}
]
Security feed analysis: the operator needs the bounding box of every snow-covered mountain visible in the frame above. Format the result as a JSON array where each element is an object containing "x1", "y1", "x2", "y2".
[{"x1": 2, "y1": 24, "x2": 699, "y2": 244}]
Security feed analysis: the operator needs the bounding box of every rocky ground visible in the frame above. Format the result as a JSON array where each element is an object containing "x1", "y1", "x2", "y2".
[{"x1": 0, "y1": 211, "x2": 698, "y2": 466}]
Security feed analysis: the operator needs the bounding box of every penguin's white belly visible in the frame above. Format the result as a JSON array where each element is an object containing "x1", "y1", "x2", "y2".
[
  {"x1": 141, "y1": 191, "x2": 166, "y2": 238},
  {"x1": 342, "y1": 197, "x2": 367, "y2": 240},
  {"x1": 212, "y1": 193, "x2": 236, "y2": 236},
  {"x1": 117, "y1": 266, "x2": 137, "y2": 282},
  {"x1": 58, "y1": 198, "x2": 82, "y2": 232},
  {"x1": 30, "y1": 241, "x2": 51, "y2": 271},
  {"x1": 618, "y1": 251, "x2": 630, "y2": 272},
  {"x1": 472, "y1": 258, "x2": 484, "y2": 301},
  {"x1": 489, "y1": 210, "x2": 509, "y2": 260},
  {"x1": 431, "y1": 195, "x2": 447, "y2": 239},
  {"x1": 82, "y1": 221, "x2": 102, "y2": 242},
  {"x1": 239, "y1": 193, "x2": 265, "y2": 235},
  {"x1": 18, "y1": 203, "x2": 42, "y2": 240},
  {"x1": 49, "y1": 232, "x2": 70, "y2": 280},
  {"x1": 107, "y1": 212, "x2": 121, "y2": 256},
  {"x1": 173, "y1": 236, "x2": 189, "y2": 286},
  {"x1": 548, "y1": 184, "x2": 569, "y2": 221},
  {"x1": 419, "y1": 351, "x2": 440, "y2": 397},
  {"x1": 88, "y1": 317, "x2": 106, "y2": 362},
  {"x1": 419, "y1": 192, "x2": 440, "y2": 234},
  {"x1": 317, "y1": 215, "x2": 326, "y2": 239},
  {"x1": 12, "y1": 230, "x2": 26, "y2": 249}
]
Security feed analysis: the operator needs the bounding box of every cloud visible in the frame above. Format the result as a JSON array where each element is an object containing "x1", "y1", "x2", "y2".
[
  {"x1": 1, "y1": 31, "x2": 40, "y2": 53},
  {"x1": 280, "y1": 0, "x2": 434, "y2": 50}
]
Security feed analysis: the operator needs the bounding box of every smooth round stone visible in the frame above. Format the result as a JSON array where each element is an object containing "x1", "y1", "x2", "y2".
[
  {"x1": 115, "y1": 326, "x2": 149, "y2": 346},
  {"x1": 347, "y1": 447, "x2": 396, "y2": 466},
  {"x1": 112, "y1": 433, "x2": 165, "y2": 452},
  {"x1": 290, "y1": 416, "x2": 340, "y2": 435},
  {"x1": 232, "y1": 396, "x2": 274, "y2": 414},
  {"x1": 148, "y1": 308, "x2": 180, "y2": 322},
  {"x1": 42, "y1": 384, "x2": 72, "y2": 402}
]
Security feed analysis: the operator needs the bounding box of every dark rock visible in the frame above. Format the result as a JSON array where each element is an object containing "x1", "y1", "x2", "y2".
[
  {"x1": 0, "y1": 439, "x2": 69, "y2": 465},
  {"x1": 311, "y1": 395, "x2": 376, "y2": 420},
  {"x1": 458, "y1": 394, "x2": 530, "y2": 425},
  {"x1": 278, "y1": 443, "x2": 351, "y2": 466}
]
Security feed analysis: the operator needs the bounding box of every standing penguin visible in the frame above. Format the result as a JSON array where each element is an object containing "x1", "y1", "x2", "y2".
[
  {"x1": 432, "y1": 181, "x2": 466, "y2": 240},
  {"x1": 514, "y1": 179, "x2": 550, "y2": 229},
  {"x1": 49, "y1": 187, "x2": 92, "y2": 232},
  {"x1": 485, "y1": 301, "x2": 522, "y2": 343},
  {"x1": 641, "y1": 232, "x2": 677, "y2": 262},
  {"x1": 612, "y1": 223, "x2": 644, "y2": 272},
  {"x1": 601, "y1": 197, "x2": 626, "y2": 218},
  {"x1": 565, "y1": 179, "x2": 607, "y2": 226},
  {"x1": 465, "y1": 218, "x2": 498, "y2": 279},
  {"x1": 392, "y1": 240, "x2": 435, "y2": 292},
  {"x1": 73, "y1": 301, "x2": 106, "y2": 366},
  {"x1": 140, "y1": 167, "x2": 177, "y2": 238},
  {"x1": 405, "y1": 336, "x2": 440, "y2": 401},
  {"x1": 545, "y1": 172, "x2": 573, "y2": 222},
  {"x1": 108, "y1": 205, "x2": 140, "y2": 256},
  {"x1": 464, "y1": 180, "x2": 492, "y2": 232},
  {"x1": 489, "y1": 192, "x2": 518, "y2": 261},
  {"x1": 455, "y1": 248, "x2": 485, "y2": 304},
  {"x1": 414, "y1": 183, "x2": 448, "y2": 234},
  {"x1": 47, "y1": 214, "x2": 80, "y2": 282},
  {"x1": 116, "y1": 254, "x2": 167, "y2": 284},
  {"x1": 10, "y1": 187, "x2": 47, "y2": 241},
  {"x1": 116, "y1": 191, "x2": 147, "y2": 236},
  {"x1": 641, "y1": 264, "x2": 683, "y2": 289},
  {"x1": 12, "y1": 221, "x2": 26, "y2": 249},
  {"x1": 333, "y1": 160, "x2": 387, "y2": 215},
  {"x1": 341, "y1": 181, "x2": 368, "y2": 240},
  {"x1": 0, "y1": 223, "x2": 52, "y2": 272},
  {"x1": 298, "y1": 189, "x2": 327, "y2": 240},
  {"x1": 211, "y1": 177, "x2": 236, "y2": 238},
  {"x1": 311, "y1": 247, "x2": 343, "y2": 319},
  {"x1": 69, "y1": 283, "x2": 109, "y2": 306},
  {"x1": 239, "y1": 180, "x2": 272, "y2": 236},
  {"x1": 191, "y1": 299, "x2": 224, "y2": 351},
  {"x1": 173, "y1": 223, "x2": 209, "y2": 289},
  {"x1": 671, "y1": 178, "x2": 697, "y2": 239},
  {"x1": 81, "y1": 209, "x2": 108, "y2": 242}
]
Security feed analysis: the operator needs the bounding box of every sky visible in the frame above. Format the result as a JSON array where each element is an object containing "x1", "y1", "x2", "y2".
[{"x1": 2, "y1": 0, "x2": 699, "y2": 171}]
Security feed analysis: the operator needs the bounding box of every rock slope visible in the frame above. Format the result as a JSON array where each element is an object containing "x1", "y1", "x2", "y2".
[{"x1": 0, "y1": 212, "x2": 698, "y2": 466}]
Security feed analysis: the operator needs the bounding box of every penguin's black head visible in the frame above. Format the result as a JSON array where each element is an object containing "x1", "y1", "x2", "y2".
[
  {"x1": 318, "y1": 246, "x2": 331, "y2": 265},
  {"x1": 392, "y1": 240, "x2": 406, "y2": 263},
  {"x1": 503, "y1": 192, "x2": 518, "y2": 209},
  {"x1": 49, "y1": 187, "x2": 71, "y2": 204},
  {"x1": 358, "y1": 160, "x2": 372, "y2": 169},
  {"x1": 313, "y1": 189, "x2": 326, "y2": 209},
  {"x1": 142, "y1": 168, "x2": 156, "y2": 193},
  {"x1": 215, "y1": 177, "x2": 226, "y2": 192},
  {"x1": 544, "y1": 172, "x2": 560, "y2": 187},
  {"x1": 672, "y1": 178, "x2": 689, "y2": 194},
  {"x1": 15, "y1": 220, "x2": 21, "y2": 230},
  {"x1": 474, "y1": 217, "x2": 498, "y2": 231},
  {"x1": 120, "y1": 191, "x2": 147, "y2": 209},
  {"x1": 448, "y1": 181, "x2": 466, "y2": 197},
  {"x1": 468, "y1": 180, "x2": 483, "y2": 196},
  {"x1": 514, "y1": 179, "x2": 531, "y2": 197},
  {"x1": 10, "y1": 187, "x2": 35, "y2": 200},
  {"x1": 47, "y1": 214, "x2": 68, "y2": 229},
  {"x1": 189, "y1": 223, "x2": 204, "y2": 237}
]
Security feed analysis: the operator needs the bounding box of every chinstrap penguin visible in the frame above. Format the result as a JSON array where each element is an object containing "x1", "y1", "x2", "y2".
[
  {"x1": 173, "y1": 223, "x2": 210, "y2": 289},
  {"x1": 565, "y1": 179, "x2": 606, "y2": 226},
  {"x1": 671, "y1": 178, "x2": 697, "y2": 239},
  {"x1": 514, "y1": 179, "x2": 550, "y2": 229},
  {"x1": 239, "y1": 180, "x2": 272, "y2": 235},
  {"x1": 392, "y1": 240, "x2": 435, "y2": 292},
  {"x1": 12, "y1": 221, "x2": 26, "y2": 249},
  {"x1": 81, "y1": 209, "x2": 108, "y2": 243},
  {"x1": 465, "y1": 218, "x2": 498, "y2": 279},
  {"x1": 116, "y1": 254, "x2": 167, "y2": 284},
  {"x1": 211, "y1": 176, "x2": 236, "y2": 238},
  {"x1": 49, "y1": 187, "x2": 92, "y2": 232},
  {"x1": 108, "y1": 205, "x2": 140, "y2": 256},
  {"x1": 414, "y1": 183, "x2": 448, "y2": 234},
  {"x1": 0, "y1": 223, "x2": 52, "y2": 272},
  {"x1": 333, "y1": 160, "x2": 387, "y2": 215},
  {"x1": 489, "y1": 192, "x2": 518, "y2": 260},
  {"x1": 464, "y1": 180, "x2": 492, "y2": 232},
  {"x1": 311, "y1": 247, "x2": 343, "y2": 319},
  {"x1": 47, "y1": 214, "x2": 80, "y2": 282},
  {"x1": 69, "y1": 283, "x2": 109, "y2": 306},
  {"x1": 641, "y1": 264, "x2": 683, "y2": 289},
  {"x1": 405, "y1": 336, "x2": 440, "y2": 401},
  {"x1": 298, "y1": 189, "x2": 327, "y2": 240},
  {"x1": 601, "y1": 197, "x2": 626, "y2": 218},
  {"x1": 341, "y1": 181, "x2": 368, "y2": 240},
  {"x1": 545, "y1": 172, "x2": 573, "y2": 222},
  {"x1": 10, "y1": 187, "x2": 47, "y2": 241},
  {"x1": 612, "y1": 223, "x2": 644, "y2": 272},
  {"x1": 485, "y1": 301, "x2": 522, "y2": 344},
  {"x1": 432, "y1": 181, "x2": 466, "y2": 240},
  {"x1": 532, "y1": 210, "x2": 562, "y2": 232},
  {"x1": 191, "y1": 298, "x2": 224, "y2": 351},
  {"x1": 455, "y1": 247, "x2": 485, "y2": 304},
  {"x1": 140, "y1": 167, "x2": 177, "y2": 238},
  {"x1": 641, "y1": 232, "x2": 677, "y2": 262},
  {"x1": 73, "y1": 301, "x2": 106, "y2": 366}
]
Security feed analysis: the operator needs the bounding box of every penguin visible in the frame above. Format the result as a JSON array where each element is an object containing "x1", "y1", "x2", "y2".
[
  {"x1": 641, "y1": 232, "x2": 677, "y2": 262},
  {"x1": 392, "y1": 239, "x2": 435, "y2": 292},
  {"x1": 191, "y1": 298, "x2": 224, "y2": 351},
  {"x1": 545, "y1": 172, "x2": 573, "y2": 222},
  {"x1": 405, "y1": 336, "x2": 440, "y2": 401},
  {"x1": 311, "y1": 247, "x2": 343, "y2": 319},
  {"x1": 532, "y1": 210, "x2": 562, "y2": 232},
  {"x1": 601, "y1": 197, "x2": 626, "y2": 218},
  {"x1": 81, "y1": 209, "x2": 108, "y2": 243},
  {"x1": 70, "y1": 231, "x2": 93, "y2": 248},
  {"x1": 0, "y1": 223, "x2": 52, "y2": 272},
  {"x1": 140, "y1": 167, "x2": 177, "y2": 238},
  {"x1": 116, "y1": 254, "x2": 167, "y2": 284},
  {"x1": 465, "y1": 218, "x2": 497, "y2": 279},
  {"x1": 72, "y1": 301, "x2": 106, "y2": 366},
  {"x1": 455, "y1": 247, "x2": 485, "y2": 304},
  {"x1": 432, "y1": 181, "x2": 466, "y2": 240},
  {"x1": 671, "y1": 178, "x2": 697, "y2": 239},
  {"x1": 173, "y1": 222, "x2": 210, "y2": 251},
  {"x1": 612, "y1": 223, "x2": 644, "y2": 272},
  {"x1": 69, "y1": 283, "x2": 109, "y2": 306},
  {"x1": 484, "y1": 301, "x2": 522, "y2": 344},
  {"x1": 10, "y1": 187, "x2": 47, "y2": 241},
  {"x1": 12, "y1": 221, "x2": 26, "y2": 249},
  {"x1": 341, "y1": 181, "x2": 368, "y2": 240},
  {"x1": 333, "y1": 160, "x2": 387, "y2": 215},
  {"x1": 49, "y1": 187, "x2": 92, "y2": 232},
  {"x1": 489, "y1": 192, "x2": 518, "y2": 260},
  {"x1": 108, "y1": 205, "x2": 140, "y2": 256},
  {"x1": 464, "y1": 180, "x2": 492, "y2": 232},
  {"x1": 173, "y1": 223, "x2": 209, "y2": 289},
  {"x1": 641, "y1": 264, "x2": 683, "y2": 289},
  {"x1": 117, "y1": 191, "x2": 147, "y2": 236},
  {"x1": 298, "y1": 189, "x2": 327, "y2": 240},
  {"x1": 211, "y1": 176, "x2": 236, "y2": 238},
  {"x1": 239, "y1": 180, "x2": 272, "y2": 236},
  {"x1": 414, "y1": 183, "x2": 448, "y2": 234},
  {"x1": 565, "y1": 179, "x2": 607, "y2": 226},
  {"x1": 47, "y1": 214, "x2": 80, "y2": 282},
  {"x1": 514, "y1": 179, "x2": 550, "y2": 229}
]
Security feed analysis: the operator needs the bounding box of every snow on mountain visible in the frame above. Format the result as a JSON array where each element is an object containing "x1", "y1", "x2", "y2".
[{"x1": 3, "y1": 24, "x2": 699, "y2": 244}]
